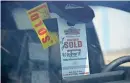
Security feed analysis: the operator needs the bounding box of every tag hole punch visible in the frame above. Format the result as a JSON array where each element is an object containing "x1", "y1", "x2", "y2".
[{"x1": 67, "y1": 22, "x2": 75, "y2": 26}]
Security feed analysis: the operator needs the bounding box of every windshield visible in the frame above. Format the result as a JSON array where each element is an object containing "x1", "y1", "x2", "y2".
[{"x1": 1, "y1": 1, "x2": 130, "y2": 83}]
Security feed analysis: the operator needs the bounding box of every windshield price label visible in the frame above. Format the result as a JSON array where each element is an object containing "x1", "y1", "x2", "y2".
[
  {"x1": 27, "y1": 12, "x2": 56, "y2": 49},
  {"x1": 58, "y1": 19, "x2": 90, "y2": 78},
  {"x1": 27, "y1": 3, "x2": 58, "y2": 49}
]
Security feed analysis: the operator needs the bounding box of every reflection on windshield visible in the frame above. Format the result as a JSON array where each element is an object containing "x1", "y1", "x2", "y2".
[{"x1": 1, "y1": 1, "x2": 130, "y2": 83}]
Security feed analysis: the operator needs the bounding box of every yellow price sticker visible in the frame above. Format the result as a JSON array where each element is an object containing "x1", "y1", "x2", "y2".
[{"x1": 27, "y1": 12, "x2": 56, "y2": 49}]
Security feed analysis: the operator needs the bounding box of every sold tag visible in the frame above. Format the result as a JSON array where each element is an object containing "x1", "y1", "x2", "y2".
[
  {"x1": 57, "y1": 18, "x2": 90, "y2": 78},
  {"x1": 27, "y1": 3, "x2": 58, "y2": 49},
  {"x1": 27, "y1": 12, "x2": 56, "y2": 49}
]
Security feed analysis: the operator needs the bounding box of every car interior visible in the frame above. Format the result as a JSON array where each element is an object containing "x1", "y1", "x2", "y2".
[{"x1": 1, "y1": 1, "x2": 130, "y2": 83}]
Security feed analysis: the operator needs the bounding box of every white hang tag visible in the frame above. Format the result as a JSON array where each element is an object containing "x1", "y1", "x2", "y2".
[{"x1": 57, "y1": 18, "x2": 90, "y2": 79}]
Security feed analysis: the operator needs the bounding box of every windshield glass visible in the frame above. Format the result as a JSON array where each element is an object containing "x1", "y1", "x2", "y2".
[{"x1": 1, "y1": 1, "x2": 130, "y2": 83}]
